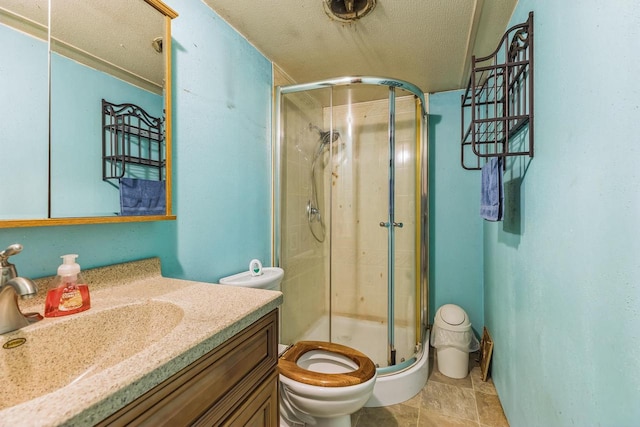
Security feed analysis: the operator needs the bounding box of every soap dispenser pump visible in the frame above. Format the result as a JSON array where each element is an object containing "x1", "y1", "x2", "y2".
[{"x1": 44, "y1": 254, "x2": 91, "y2": 317}]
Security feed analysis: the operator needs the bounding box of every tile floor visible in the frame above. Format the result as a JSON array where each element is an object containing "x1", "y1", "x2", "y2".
[{"x1": 351, "y1": 349, "x2": 509, "y2": 427}]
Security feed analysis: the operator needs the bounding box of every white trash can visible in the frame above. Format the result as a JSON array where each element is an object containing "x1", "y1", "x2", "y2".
[{"x1": 430, "y1": 304, "x2": 479, "y2": 379}]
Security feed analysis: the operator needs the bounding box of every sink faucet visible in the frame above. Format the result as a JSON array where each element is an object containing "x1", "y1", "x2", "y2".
[{"x1": 0, "y1": 243, "x2": 41, "y2": 335}]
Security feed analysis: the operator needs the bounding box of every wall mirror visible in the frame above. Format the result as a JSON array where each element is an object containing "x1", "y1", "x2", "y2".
[{"x1": 0, "y1": 0, "x2": 177, "y2": 227}]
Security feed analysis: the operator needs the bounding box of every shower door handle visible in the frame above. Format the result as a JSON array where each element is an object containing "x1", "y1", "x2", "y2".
[{"x1": 379, "y1": 221, "x2": 403, "y2": 228}]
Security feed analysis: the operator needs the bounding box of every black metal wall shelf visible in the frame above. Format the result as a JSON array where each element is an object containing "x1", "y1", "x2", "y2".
[
  {"x1": 461, "y1": 12, "x2": 534, "y2": 170},
  {"x1": 102, "y1": 99, "x2": 165, "y2": 180}
]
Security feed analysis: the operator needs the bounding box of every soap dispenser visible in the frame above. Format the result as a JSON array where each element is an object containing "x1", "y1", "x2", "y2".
[{"x1": 44, "y1": 254, "x2": 91, "y2": 317}]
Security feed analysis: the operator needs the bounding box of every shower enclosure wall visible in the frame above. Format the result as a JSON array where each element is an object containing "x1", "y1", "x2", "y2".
[{"x1": 274, "y1": 77, "x2": 429, "y2": 406}]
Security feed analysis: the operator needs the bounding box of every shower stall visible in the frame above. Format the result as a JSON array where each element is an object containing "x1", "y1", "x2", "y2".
[{"x1": 274, "y1": 76, "x2": 429, "y2": 406}]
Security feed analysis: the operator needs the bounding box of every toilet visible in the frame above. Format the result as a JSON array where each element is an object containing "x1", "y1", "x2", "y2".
[
  {"x1": 219, "y1": 264, "x2": 377, "y2": 427},
  {"x1": 278, "y1": 340, "x2": 377, "y2": 427}
]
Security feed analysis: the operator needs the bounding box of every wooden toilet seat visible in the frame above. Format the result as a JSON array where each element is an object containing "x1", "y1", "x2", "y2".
[{"x1": 278, "y1": 340, "x2": 376, "y2": 387}]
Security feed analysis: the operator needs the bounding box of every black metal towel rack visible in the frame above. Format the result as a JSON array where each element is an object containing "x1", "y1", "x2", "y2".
[
  {"x1": 102, "y1": 99, "x2": 165, "y2": 181},
  {"x1": 460, "y1": 12, "x2": 534, "y2": 170}
]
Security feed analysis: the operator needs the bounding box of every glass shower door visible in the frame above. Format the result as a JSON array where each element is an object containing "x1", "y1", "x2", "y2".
[
  {"x1": 328, "y1": 85, "x2": 418, "y2": 368},
  {"x1": 278, "y1": 88, "x2": 332, "y2": 346},
  {"x1": 390, "y1": 93, "x2": 419, "y2": 368}
]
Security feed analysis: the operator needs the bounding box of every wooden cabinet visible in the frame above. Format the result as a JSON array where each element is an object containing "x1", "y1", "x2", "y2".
[{"x1": 97, "y1": 309, "x2": 279, "y2": 426}]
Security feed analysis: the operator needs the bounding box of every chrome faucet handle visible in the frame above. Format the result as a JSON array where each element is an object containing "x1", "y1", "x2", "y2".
[
  {"x1": 0, "y1": 243, "x2": 23, "y2": 286},
  {"x1": 0, "y1": 243, "x2": 23, "y2": 267}
]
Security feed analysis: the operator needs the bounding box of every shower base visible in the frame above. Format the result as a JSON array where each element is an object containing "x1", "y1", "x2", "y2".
[
  {"x1": 298, "y1": 314, "x2": 430, "y2": 406},
  {"x1": 364, "y1": 332, "x2": 430, "y2": 407}
]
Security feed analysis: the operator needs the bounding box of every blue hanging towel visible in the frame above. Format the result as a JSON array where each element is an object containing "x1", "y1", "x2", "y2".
[
  {"x1": 119, "y1": 178, "x2": 166, "y2": 216},
  {"x1": 480, "y1": 158, "x2": 504, "y2": 221}
]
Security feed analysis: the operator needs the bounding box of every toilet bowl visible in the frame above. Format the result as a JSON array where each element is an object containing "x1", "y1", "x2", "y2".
[
  {"x1": 219, "y1": 266, "x2": 376, "y2": 426},
  {"x1": 279, "y1": 340, "x2": 377, "y2": 427}
]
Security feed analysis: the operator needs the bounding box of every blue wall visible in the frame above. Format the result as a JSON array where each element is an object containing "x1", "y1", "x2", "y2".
[
  {"x1": 0, "y1": 223, "x2": 176, "y2": 279},
  {"x1": 484, "y1": 2, "x2": 640, "y2": 426},
  {"x1": 428, "y1": 92, "x2": 484, "y2": 332},
  {"x1": 166, "y1": 0, "x2": 273, "y2": 282},
  {"x1": 1, "y1": 0, "x2": 273, "y2": 284}
]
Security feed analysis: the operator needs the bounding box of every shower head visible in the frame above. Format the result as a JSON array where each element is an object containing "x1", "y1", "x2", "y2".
[
  {"x1": 320, "y1": 130, "x2": 340, "y2": 145},
  {"x1": 309, "y1": 123, "x2": 341, "y2": 145}
]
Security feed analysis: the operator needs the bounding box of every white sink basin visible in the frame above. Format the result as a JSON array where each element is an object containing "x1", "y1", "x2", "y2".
[{"x1": 219, "y1": 267, "x2": 284, "y2": 290}]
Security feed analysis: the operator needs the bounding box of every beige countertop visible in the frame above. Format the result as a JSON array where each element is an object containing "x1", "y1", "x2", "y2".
[{"x1": 0, "y1": 258, "x2": 282, "y2": 427}]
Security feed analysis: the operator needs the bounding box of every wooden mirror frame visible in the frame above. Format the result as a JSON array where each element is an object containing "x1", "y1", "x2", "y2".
[{"x1": 0, "y1": 0, "x2": 177, "y2": 228}]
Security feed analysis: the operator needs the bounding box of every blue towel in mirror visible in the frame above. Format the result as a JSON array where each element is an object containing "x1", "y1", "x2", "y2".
[
  {"x1": 119, "y1": 178, "x2": 166, "y2": 216},
  {"x1": 480, "y1": 158, "x2": 503, "y2": 221}
]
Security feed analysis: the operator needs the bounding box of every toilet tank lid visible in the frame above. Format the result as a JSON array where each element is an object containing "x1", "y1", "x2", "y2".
[{"x1": 439, "y1": 304, "x2": 467, "y2": 326}]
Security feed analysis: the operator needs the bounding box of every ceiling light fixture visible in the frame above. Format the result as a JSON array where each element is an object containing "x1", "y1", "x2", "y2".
[{"x1": 323, "y1": 0, "x2": 376, "y2": 22}]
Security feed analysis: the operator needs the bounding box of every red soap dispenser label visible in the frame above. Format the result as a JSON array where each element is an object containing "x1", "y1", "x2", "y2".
[
  {"x1": 44, "y1": 284, "x2": 91, "y2": 317},
  {"x1": 58, "y1": 285, "x2": 82, "y2": 311}
]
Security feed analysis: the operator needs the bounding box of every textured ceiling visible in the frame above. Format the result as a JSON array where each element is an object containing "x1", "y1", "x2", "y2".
[
  {"x1": 203, "y1": 0, "x2": 518, "y2": 94},
  {"x1": 1, "y1": 0, "x2": 518, "y2": 97}
]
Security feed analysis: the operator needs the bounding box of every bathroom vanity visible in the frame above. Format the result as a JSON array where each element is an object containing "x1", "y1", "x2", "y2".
[
  {"x1": 97, "y1": 310, "x2": 279, "y2": 426},
  {"x1": 0, "y1": 258, "x2": 282, "y2": 426}
]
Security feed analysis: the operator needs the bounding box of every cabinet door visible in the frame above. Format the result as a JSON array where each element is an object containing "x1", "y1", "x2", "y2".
[{"x1": 219, "y1": 371, "x2": 279, "y2": 427}]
